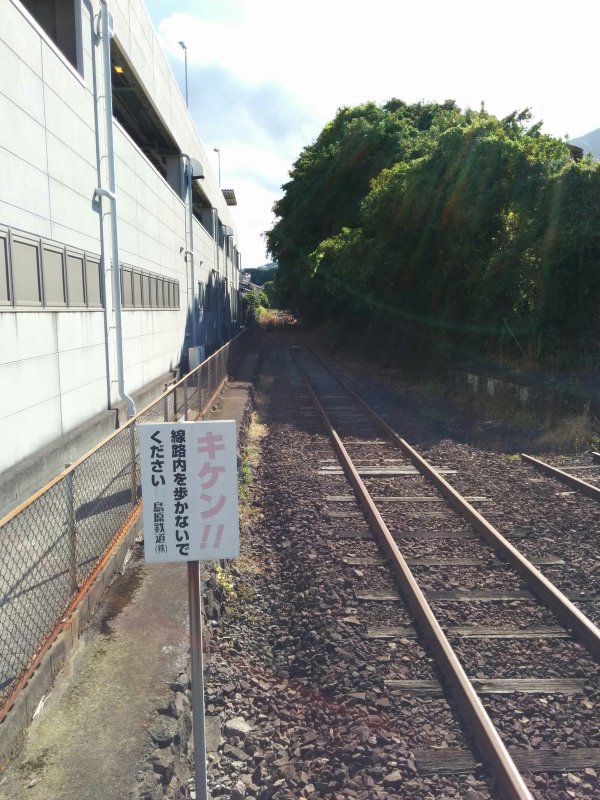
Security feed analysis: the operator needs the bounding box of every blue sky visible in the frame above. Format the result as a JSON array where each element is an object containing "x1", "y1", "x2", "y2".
[{"x1": 145, "y1": 0, "x2": 600, "y2": 267}]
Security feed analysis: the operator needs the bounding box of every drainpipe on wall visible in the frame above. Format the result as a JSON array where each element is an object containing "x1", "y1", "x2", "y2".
[
  {"x1": 214, "y1": 212, "x2": 223, "y2": 346},
  {"x1": 95, "y1": 0, "x2": 135, "y2": 419},
  {"x1": 180, "y1": 155, "x2": 197, "y2": 350},
  {"x1": 87, "y1": 0, "x2": 112, "y2": 410}
]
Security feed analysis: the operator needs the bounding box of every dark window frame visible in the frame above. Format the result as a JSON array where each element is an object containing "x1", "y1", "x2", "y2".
[
  {"x1": 0, "y1": 227, "x2": 12, "y2": 307},
  {"x1": 85, "y1": 257, "x2": 103, "y2": 308},
  {"x1": 121, "y1": 266, "x2": 134, "y2": 308},
  {"x1": 41, "y1": 242, "x2": 67, "y2": 307},
  {"x1": 0, "y1": 225, "x2": 180, "y2": 313},
  {"x1": 11, "y1": 232, "x2": 43, "y2": 307},
  {"x1": 143, "y1": 273, "x2": 152, "y2": 308},
  {"x1": 132, "y1": 270, "x2": 143, "y2": 308},
  {"x1": 65, "y1": 249, "x2": 87, "y2": 307}
]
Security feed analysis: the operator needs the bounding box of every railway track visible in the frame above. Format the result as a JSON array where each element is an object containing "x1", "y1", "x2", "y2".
[
  {"x1": 521, "y1": 454, "x2": 600, "y2": 502},
  {"x1": 289, "y1": 347, "x2": 600, "y2": 800}
]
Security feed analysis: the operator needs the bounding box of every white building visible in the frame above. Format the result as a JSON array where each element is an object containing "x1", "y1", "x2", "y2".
[{"x1": 0, "y1": 0, "x2": 242, "y2": 515}]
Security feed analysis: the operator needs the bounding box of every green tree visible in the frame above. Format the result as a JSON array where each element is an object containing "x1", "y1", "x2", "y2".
[{"x1": 268, "y1": 97, "x2": 598, "y2": 367}]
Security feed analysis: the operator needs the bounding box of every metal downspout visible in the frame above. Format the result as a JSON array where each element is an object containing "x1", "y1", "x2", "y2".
[
  {"x1": 181, "y1": 155, "x2": 196, "y2": 349},
  {"x1": 96, "y1": 1, "x2": 135, "y2": 418},
  {"x1": 87, "y1": 0, "x2": 112, "y2": 410},
  {"x1": 215, "y1": 216, "x2": 222, "y2": 345}
]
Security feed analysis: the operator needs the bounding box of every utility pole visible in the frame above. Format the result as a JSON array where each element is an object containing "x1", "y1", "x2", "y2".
[
  {"x1": 213, "y1": 147, "x2": 221, "y2": 187},
  {"x1": 178, "y1": 41, "x2": 188, "y2": 108}
]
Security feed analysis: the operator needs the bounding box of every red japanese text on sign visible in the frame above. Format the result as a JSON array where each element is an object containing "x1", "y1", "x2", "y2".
[{"x1": 140, "y1": 421, "x2": 239, "y2": 563}]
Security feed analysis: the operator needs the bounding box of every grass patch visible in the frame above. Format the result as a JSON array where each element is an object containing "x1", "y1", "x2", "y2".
[
  {"x1": 255, "y1": 307, "x2": 298, "y2": 329},
  {"x1": 536, "y1": 412, "x2": 594, "y2": 452}
]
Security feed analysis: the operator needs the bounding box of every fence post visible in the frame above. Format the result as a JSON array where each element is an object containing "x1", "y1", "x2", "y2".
[
  {"x1": 129, "y1": 423, "x2": 137, "y2": 507},
  {"x1": 163, "y1": 395, "x2": 169, "y2": 422},
  {"x1": 65, "y1": 470, "x2": 78, "y2": 593},
  {"x1": 197, "y1": 366, "x2": 201, "y2": 418},
  {"x1": 184, "y1": 382, "x2": 189, "y2": 421},
  {"x1": 174, "y1": 386, "x2": 178, "y2": 420}
]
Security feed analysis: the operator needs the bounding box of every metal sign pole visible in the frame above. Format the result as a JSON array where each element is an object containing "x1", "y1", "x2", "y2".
[
  {"x1": 140, "y1": 420, "x2": 239, "y2": 798},
  {"x1": 188, "y1": 560, "x2": 208, "y2": 800}
]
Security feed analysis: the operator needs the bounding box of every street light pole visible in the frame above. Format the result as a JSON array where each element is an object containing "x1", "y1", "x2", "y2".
[
  {"x1": 213, "y1": 147, "x2": 221, "y2": 187},
  {"x1": 178, "y1": 41, "x2": 188, "y2": 108}
]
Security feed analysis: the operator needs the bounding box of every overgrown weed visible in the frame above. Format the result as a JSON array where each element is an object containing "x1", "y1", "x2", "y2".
[{"x1": 536, "y1": 412, "x2": 594, "y2": 452}]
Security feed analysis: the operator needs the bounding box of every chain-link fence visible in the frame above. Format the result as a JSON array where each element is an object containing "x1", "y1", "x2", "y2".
[{"x1": 0, "y1": 331, "x2": 247, "y2": 713}]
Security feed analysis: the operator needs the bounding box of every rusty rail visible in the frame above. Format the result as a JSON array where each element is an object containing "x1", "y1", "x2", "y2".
[
  {"x1": 314, "y1": 352, "x2": 600, "y2": 661},
  {"x1": 521, "y1": 453, "x2": 600, "y2": 502},
  {"x1": 292, "y1": 350, "x2": 533, "y2": 800}
]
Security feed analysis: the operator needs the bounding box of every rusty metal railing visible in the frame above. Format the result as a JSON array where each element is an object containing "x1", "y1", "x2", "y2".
[{"x1": 0, "y1": 331, "x2": 247, "y2": 716}]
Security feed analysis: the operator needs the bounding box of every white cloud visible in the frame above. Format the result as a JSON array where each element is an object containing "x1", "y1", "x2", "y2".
[{"x1": 152, "y1": 0, "x2": 600, "y2": 265}]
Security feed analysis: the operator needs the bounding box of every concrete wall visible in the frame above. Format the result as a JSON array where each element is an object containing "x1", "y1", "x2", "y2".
[{"x1": 0, "y1": 0, "x2": 241, "y2": 503}]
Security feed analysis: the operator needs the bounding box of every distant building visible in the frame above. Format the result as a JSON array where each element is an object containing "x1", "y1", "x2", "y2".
[
  {"x1": 567, "y1": 143, "x2": 584, "y2": 162},
  {"x1": 0, "y1": 0, "x2": 242, "y2": 514}
]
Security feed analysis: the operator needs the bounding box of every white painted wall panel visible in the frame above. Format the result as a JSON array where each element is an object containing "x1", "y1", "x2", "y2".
[
  {"x1": 58, "y1": 375, "x2": 108, "y2": 434},
  {"x1": 0, "y1": 148, "x2": 51, "y2": 222},
  {"x1": 43, "y1": 88, "x2": 96, "y2": 164},
  {"x1": 0, "y1": 0, "x2": 242, "y2": 485},
  {"x1": 48, "y1": 179, "x2": 99, "y2": 241},
  {"x1": 1, "y1": 1, "x2": 44, "y2": 78},
  {"x1": 114, "y1": 155, "x2": 137, "y2": 201},
  {"x1": 0, "y1": 352, "x2": 61, "y2": 422},
  {"x1": 57, "y1": 342, "x2": 106, "y2": 396},
  {"x1": 129, "y1": 3, "x2": 154, "y2": 83},
  {"x1": 39, "y1": 35, "x2": 86, "y2": 97},
  {"x1": 55, "y1": 310, "x2": 105, "y2": 353},
  {"x1": 46, "y1": 133, "x2": 97, "y2": 197},
  {"x1": 0, "y1": 397, "x2": 63, "y2": 473},
  {"x1": 0, "y1": 94, "x2": 48, "y2": 173},
  {"x1": 49, "y1": 222, "x2": 100, "y2": 256},
  {"x1": 0, "y1": 40, "x2": 45, "y2": 124},
  {"x1": 0, "y1": 203, "x2": 51, "y2": 239},
  {"x1": 111, "y1": 2, "x2": 131, "y2": 56},
  {"x1": 0, "y1": 313, "x2": 57, "y2": 365},
  {"x1": 115, "y1": 217, "x2": 140, "y2": 266}
]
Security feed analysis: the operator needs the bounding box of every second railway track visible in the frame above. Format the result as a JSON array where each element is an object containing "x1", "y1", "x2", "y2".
[{"x1": 288, "y1": 346, "x2": 600, "y2": 800}]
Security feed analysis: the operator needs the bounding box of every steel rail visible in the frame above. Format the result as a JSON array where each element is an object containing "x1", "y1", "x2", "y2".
[
  {"x1": 521, "y1": 453, "x2": 600, "y2": 502},
  {"x1": 292, "y1": 352, "x2": 533, "y2": 800},
  {"x1": 312, "y1": 352, "x2": 600, "y2": 661}
]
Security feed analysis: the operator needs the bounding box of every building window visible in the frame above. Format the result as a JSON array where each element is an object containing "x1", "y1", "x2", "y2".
[
  {"x1": 12, "y1": 236, "x2": 42, "y2": 306},
  {"x1": 121, "y1": 267, "x2": 133, "y2": 308},
  {"x1": 86, "y1": 258, "x2": 102, "y2": 307},
  {"x1": 0, "y1": 231, "x2": 11, "y2": 306},
  {"x1": 150, "y1": 276, "x2": 158, "y2": 307},
  {"x1": 42, "y1": 245, "x2": 67, "y2": 306},
  {"x1": 20, "y1": 0, "x2": 82, "y2": 74},
  {"x1": 132, "y1": 271, "x2": 143, "y2": 307},
  {"x1": 0, "y1": 225, "x2": 179, "y2": 312},
  {"x1": 143, "y1": 274, "x2": 152, "y2": 307},
  {"x1": 66, "y1": 252, "x2": 85, "y2": 306}
]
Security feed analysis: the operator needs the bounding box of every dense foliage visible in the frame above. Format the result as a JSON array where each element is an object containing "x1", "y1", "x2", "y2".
[
  {"x1": 266, "y1": 100, "x2": 600, "y2": 367},
  {"x1": 243, "y1": 266, "x2": 277, "y2": 287}
]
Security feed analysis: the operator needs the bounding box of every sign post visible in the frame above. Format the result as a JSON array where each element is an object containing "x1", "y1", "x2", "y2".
[
  {"x1": 188, "y1": 560, "x2": 207, "y2": 800},
  {"x1": 140, "y1": 420, "x2": 240, "y2": 800}
]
